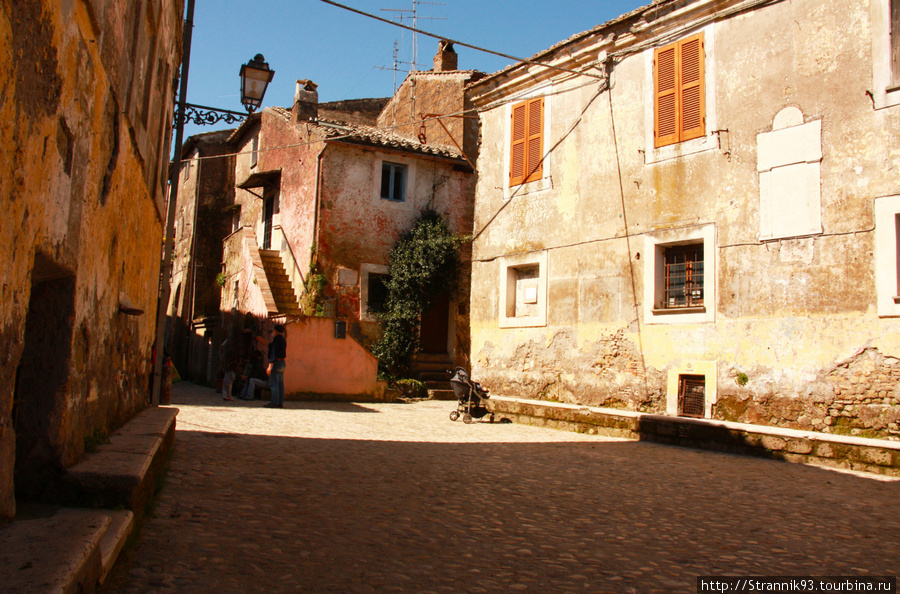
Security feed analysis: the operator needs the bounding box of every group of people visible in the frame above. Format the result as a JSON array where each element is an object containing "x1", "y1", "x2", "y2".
[{"x1": 221, "y1": 324, "x2": 286, "y2": 409}]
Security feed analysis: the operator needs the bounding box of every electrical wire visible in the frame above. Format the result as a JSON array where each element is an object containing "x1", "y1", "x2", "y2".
[{"x1": 318, "y1": 0, "x2": 605, "y2": 80}]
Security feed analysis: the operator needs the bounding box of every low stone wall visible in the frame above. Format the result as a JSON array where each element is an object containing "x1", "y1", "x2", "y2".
[{"x1": 488, "y1": 396, "x2": 900, "y2": 477}]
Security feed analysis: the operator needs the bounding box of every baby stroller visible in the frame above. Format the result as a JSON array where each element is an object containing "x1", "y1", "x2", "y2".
[{"x1": 449, "y1": 367, "x2": 493, "y2": 424}]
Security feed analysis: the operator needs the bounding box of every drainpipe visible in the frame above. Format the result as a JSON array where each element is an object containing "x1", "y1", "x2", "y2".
[
  {"x1": 152, "y1": 0, "x2": 194, "y2": 406},
  {"x1": 186, "y1": 155, "x2": 202, "y2": 373}
]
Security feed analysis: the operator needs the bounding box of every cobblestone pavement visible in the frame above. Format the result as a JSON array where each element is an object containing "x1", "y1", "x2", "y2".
[{"x1": 107, "y1": 381, "x2": 900, "y2": 593}]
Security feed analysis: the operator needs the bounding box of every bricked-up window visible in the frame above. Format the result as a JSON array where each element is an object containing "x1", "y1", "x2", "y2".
[
  {"x1": 663, "y1": 244, "x2": 704, "y2": 309},
  {"x1": 510, "y1": 97, "x2": 544, "y2": 186},
  {"x1": 381, "y1": 162, "x2": 407, "y2": 202},
  {"x1": 654, "y1": 33, "x2": 705, "y2": 148}
]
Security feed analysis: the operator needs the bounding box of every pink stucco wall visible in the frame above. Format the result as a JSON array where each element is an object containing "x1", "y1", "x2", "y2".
[{"x1": 283, "y1": 317, "x2": 387, "y2": 399}]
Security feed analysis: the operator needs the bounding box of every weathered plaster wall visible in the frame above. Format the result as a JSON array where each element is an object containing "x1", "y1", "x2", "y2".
[
  {"x1": 282, "y1": 318, "x2": 386, "y2": 399},
  {"x1": 318, "y1": 143, "x2": 475, "y2": 344},
  {"x1": 469, "y1": 0, "x2": 900, "y2": 439},
  {"x1": 0, "y1": 0, "x2": 181, "y2": 519}
]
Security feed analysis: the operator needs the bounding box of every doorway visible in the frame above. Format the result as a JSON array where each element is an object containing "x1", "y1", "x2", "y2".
[
  {"x1": 419, "y1": 292, "x2": 450, "y2": 354},
  {"x1": 13, "y1": 258, "x2": 76, "y2": 502},
  {"x1": 262, "y1": 192, "x2": 275, "y2": 249}
]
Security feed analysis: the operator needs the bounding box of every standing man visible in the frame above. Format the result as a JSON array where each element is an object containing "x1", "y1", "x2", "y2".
[{"x1": 265, "y1": 324, "x2": 287, "y2": 408}]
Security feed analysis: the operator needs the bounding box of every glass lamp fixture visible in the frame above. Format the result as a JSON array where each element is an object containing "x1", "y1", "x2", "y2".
[{"x1": 240, "y1": 54, "x2": 275, "y2": 113}]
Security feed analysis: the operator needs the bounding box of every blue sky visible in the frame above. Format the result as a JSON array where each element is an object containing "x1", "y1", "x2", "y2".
[{"x1": 181, "y1": 0, "x2": 648, "y2": 138}]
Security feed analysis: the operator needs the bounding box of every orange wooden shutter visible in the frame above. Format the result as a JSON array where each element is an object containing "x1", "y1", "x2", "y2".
[
  {"x1": 525, "y1": 97, "x2": 543, "y2": 183},
  {"x1": 655, "y1": 44, "x2": 679, "y2": 148},
  {"x1": 654, "y1": 33, "x2": 705, "y2": 148},
  {"x1": 680, "y1": 34, "x2": 705, "y2": 142},
  {"x1": 510, "y1": 102, "x2": 526, "y2": 185}
]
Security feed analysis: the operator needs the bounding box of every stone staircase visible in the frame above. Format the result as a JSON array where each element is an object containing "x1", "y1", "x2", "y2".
[
  {"x1": 2, "y1": 406, "x2": 178, "y2": 592},
  {"x1": 412, "y1": 353, "x2": 456, "y2": 400},
  {"x1": 259, "y1": 250, "x2": 302, "y2": 317}
]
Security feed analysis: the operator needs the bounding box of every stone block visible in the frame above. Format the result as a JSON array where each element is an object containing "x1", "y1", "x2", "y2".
[
  {"x1": 760, "y1": 436, "x2": 786, "y2": 451},
  {"x1": 786, "y1": 439, "x2": 813, "y2": 454},
  {"x1": 816, "y1": 442, "x2": 835, "y2": 458},
  {"x1": 859, "y1": 448, "x2": 893, "y2": 467}
]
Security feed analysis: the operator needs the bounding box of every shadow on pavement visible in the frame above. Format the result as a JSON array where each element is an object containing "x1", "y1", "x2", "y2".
[{"x1": 107, "y1": 422, "x2": 900, "y2": 593}]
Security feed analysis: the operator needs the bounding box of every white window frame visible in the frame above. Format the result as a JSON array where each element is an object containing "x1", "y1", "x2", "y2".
[
  {"x1": 875, "y1": 195, "x2": 900, "y2": 316},
  {"x1": 643, "y1": 23, "x2": 718, "y2": 165},
  {"x1": 380, "y1": 161, "x2": 408, "y2": 202},
  {"x1": 360, "y1": 263, "x2": 389, "y2": 322},
  {"x1": 643, "y1": 223, "x2": 716, "y2": 325},
  {"x1": 499, "y1": 251, "x2": 548, "y2": 328},
  {"x1": 502, "y1": 85, "x2": 553, "y2": 200},
  {"x1": 372, "y1": 153, "x2": 416, "y2": 212},
  {"x1": 871, "y1": 0, "x2": 900, "y2": 110}
]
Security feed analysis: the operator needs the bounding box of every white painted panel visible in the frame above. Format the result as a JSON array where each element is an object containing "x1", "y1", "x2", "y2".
[{"x1": 757, "y1": 120, "x2": 822, "y2": 171}]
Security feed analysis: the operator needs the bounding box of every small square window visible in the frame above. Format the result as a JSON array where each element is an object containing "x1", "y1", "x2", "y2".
[
  {"x1": 380, "y1": 162, "x2": 407, "y2": 202},
  {"x1": 367, "y1": 273, "x2": 390, "y2": 314},
  {"x1": 499, "y1": 251, "x2": 548, "y2": 328}
]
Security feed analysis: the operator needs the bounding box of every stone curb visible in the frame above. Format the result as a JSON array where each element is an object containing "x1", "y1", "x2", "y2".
[{"x1": 488, "y1": 395, "x2": 900, "y2": 476}]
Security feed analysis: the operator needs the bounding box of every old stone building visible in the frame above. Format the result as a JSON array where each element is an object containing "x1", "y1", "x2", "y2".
[
  {"x1": 166, "y1": 130, "x2": 235, "y2": 385},
  {"x1": 468, "y1": 0, "x2": 900, "y2": 439},
  {"x1": 216, "y1": 43, "x2": 480, "y2": 398},
  {"x1": 0, "y1": 0, "x2": 182, "y2": 520}
]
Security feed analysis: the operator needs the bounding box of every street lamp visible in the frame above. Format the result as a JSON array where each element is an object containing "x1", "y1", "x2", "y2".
[{"x1": 240, "y1": 54, "x2": 275, "y2": 113}]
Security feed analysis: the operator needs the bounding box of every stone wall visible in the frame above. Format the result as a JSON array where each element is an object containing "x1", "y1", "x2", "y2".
[
  {"x1": 0, "y1": 0, "x2": 182, "y2": 521},
  {"x1": 715, "y1": 348, "x2": 900, "y2": 440}
]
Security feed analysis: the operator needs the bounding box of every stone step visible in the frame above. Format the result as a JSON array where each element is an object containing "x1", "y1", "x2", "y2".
[
  {"x1": 427, "y1": 389, "x2": 456, "y2": 401},
  {"x1": 63, "y1": 407, "x2": 178, "y2": 524},
  {"x1": 0, "y1": 508, "x2": 110, "y2": 593},
  {"x1": 99, "y1": 510, "x2": 134, "y2": 585}
]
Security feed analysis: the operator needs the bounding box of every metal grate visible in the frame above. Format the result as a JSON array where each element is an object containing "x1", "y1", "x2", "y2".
[{"x1": 678, "y1": 374, "x2": 706, "y2": 418}]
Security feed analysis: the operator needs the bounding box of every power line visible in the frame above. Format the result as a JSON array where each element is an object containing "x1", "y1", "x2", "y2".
[{"x1": 318, "y1": 0, "x2": 604, "y2": 80}]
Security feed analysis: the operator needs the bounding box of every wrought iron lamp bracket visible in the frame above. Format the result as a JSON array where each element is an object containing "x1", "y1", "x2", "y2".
[{"x1": 175, "y1": 102, "x2": 249, "y2": 128}]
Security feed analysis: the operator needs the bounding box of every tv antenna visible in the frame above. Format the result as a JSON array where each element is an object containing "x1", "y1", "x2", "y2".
[{"x1": 380, "y1": 1, "x2": 446, "y2": 72}]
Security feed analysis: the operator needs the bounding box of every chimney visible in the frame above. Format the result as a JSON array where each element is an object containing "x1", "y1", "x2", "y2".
[
  {"x1": 292, "y1": 79, "x2": 319, "y2": 122},
  {"x1": 433, "y1": 40, "x2": 457, "y2": 72}
]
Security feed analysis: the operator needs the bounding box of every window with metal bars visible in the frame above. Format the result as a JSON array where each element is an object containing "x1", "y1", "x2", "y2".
[
  {"x1": 678, "y1": 374, "x2": 706, "y2": 418},
  {"x1": 663, "y1": 244, "x2": 704, "y2": 309}
]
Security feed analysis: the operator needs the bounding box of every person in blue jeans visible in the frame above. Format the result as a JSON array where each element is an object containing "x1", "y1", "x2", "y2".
[{"x1": 265, "y1": 324, "x2": 287, "y2": 408}]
